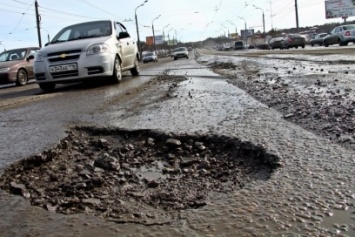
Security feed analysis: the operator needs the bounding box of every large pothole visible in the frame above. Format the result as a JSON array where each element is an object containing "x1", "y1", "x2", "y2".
[{"x1": 0, "y1": 126, "x2": 280, "y2": 225}]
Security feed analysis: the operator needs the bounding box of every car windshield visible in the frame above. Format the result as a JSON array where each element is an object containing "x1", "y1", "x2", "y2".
[
  {"x1": 174, "y1": 48, "x2": 186, "y2": 52},
  {"x1": 0, "y1": 49, "x2": 27, "y2": 62},
  {"x1": 145, "y1": 53, "x2": 154, "y2": 56},
  {"x1": 51, "y1": 20, "x2": 112, "y2": 44}
]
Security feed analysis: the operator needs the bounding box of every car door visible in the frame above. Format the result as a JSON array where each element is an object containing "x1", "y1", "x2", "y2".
[
  {"x1": 115, "y1": 22, "x2": 135, "y2": 69},
  {"x1": 329, "y1": 27, "x2": 340, "y2": 44},
  {"x1": 25, "y1": 48, "x2": 38, "y2": 78}
]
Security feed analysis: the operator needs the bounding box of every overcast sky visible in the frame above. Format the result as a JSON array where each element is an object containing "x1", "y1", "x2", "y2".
[{"x1": 0, "y1": 0, "x2": 350, "y2": 50}]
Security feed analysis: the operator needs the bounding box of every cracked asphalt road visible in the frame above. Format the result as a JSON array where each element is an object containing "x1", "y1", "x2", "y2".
[{"x1": 0, "y1": 49, "x2": 354, "y2": 236}]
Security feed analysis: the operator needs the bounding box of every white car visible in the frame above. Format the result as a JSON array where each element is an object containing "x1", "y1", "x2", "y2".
[
  {"x1": 172, "y1": 47, "x2": 189, "y2": 60},
  {"x1": 34, "y1": 20, "x2": 139, "y2": 92}
]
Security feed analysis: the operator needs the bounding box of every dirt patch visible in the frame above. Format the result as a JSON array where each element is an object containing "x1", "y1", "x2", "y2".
[
  {"x1": 0, "y1": 126, "x2": 280, "y2": 225},
  {"x1": 210, "y1": 61, "x2": 355, "y2": 150}
]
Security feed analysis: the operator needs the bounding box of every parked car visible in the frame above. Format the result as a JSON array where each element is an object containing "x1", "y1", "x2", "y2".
[
  {"x1": 0, "y1": 47, "x2": 39, "y2": 86},
  {"x1": 323, "y1": 24, "x2": 355, "y2": 47},
  {"x1": 310, "y1": 33, "x2": 328, "y2": 46},
  {"x1": 281, "y1": 34, "x2": 305, "y2": 49},
  {"x1": 234, "y1": 41, "x2": 245, "y2": 50},
  {"x1": 142, "y1": 52, "x2": 158, "y2": 63},
  {"x1": 172, "y1": 47, "x2": 189, "y2": 60},
  {"x1": 268, "y1": 37, "x2": 284, "y2": 49},
  {"x1": 34, "y1": 20, "x2": 139, "y2": 92}
]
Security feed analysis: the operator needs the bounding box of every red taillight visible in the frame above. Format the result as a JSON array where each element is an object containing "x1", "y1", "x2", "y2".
[{"x1": 345, "y1": 31, "x2": 351, "y2": 36}]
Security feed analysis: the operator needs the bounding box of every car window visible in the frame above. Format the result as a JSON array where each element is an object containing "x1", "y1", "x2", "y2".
[
  {"x1": 0, "y1": 49, "x2": 27, "y2": 61},
  {"x1": 343, "y1": 25, "x2": 355, "y2": 30},
  {"x1": 115, "y1": 22, "x2": 125, "y2": 38},
  {"x1": 28, "y1": 49, "x2": 38, "y2": 57}
]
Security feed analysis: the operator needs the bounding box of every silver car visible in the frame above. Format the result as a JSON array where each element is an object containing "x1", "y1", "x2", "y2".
[
  {"x1": 172, "y1": 47, "x2": 189, "y2": 60},
  {"x1": 34, "y1": 20, "x2": 139, "y2": 92},
  {"x1": 323, "y1": 24, "x2": 355, "y2": 47}
]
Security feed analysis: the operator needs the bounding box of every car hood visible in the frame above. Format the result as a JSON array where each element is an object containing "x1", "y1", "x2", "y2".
[
  {"x1": 0, "y1": 60, "x2": 25, "y2": 68},
  {"x1": 39, "y1": 36, "x2": 111, "y2": 55}
]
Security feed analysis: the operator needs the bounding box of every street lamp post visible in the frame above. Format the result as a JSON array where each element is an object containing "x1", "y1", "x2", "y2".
[
  {"x1": 0, "y1": 42, "x2": 6, "y2": 52},
  {"x1": 162, "y1": 24, "x2": 170, "y2": 42},
  {"x1": 238, "y1": 16, "x2": 247, "y2": 47},
  {"x1": 162, "y1": 24, "x2": 170, "y2": 56},
  {"x1": 41, "y1": 27, "x2": 51, "y2": 43},
  {"x1": 228, "y1": 20, "x2": 238, "y2": 39},
  {"x1": 221, "y1": 24, "x2": 229, "y2": 38},
  {"x1": 135, "y1": 0, "x2": 148, "y2": 60},
  {"x1": 151, "y1": 14, "x2": 161, "y2": 52},
  {"x1": 253, "y1": 5, "x2": 265, "y2": 38}
]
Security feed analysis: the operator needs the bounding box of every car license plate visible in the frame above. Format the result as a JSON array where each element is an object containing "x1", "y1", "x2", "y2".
[{"x1": 49, "y1": 63, "x2": 77, "y2": 73}]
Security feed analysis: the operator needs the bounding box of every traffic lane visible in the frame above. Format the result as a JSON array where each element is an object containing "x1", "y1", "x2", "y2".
[
  {"x1": 200, "y1": 43, "x2": 355, "y2": 58},
  {"x1": 0, "y1": 58, "x2": 174, "y2": 111},
  {"x1": 0, "y1": 59, "x2": 173, "y2": 168}
]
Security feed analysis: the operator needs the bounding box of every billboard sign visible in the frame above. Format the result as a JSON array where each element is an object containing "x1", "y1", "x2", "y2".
[
  {"x1": 154, "y1": 35, "x2": 164, "y2": 45},
  {"x1": 325, "y1": 0, "x2": 355, "y2": 19},
  {"x1": 146, "y1": 36, "x2": 153, "y2": 46},
  {"x1": 240, "y1": 29, "x2": 254, "y2": 38}
]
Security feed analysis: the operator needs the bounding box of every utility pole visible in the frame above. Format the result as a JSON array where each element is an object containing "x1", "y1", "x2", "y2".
[
  {"x1": 35, "y1": 0, "x2": 42, "y2": 47},
  {"x1": 295, "y1": 0, "x2": 299, "y2": 33}
]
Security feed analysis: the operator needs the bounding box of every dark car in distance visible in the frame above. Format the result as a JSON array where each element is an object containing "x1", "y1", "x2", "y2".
[
  {"x1": 0, "y1": 47, "x2": 39, "y2": 86},
  {"x1": 281, "y1": 34, "x2": 305, "y2": 49},
  {"x1": 268, "y1": 37, "x2": 284, "y2": 49},
  {"x1": 234, "y1": 41, "x2": 244, "y2": 50},
  {"x1": 310, "y1": 33, "x2": 328, "y2": 46}
]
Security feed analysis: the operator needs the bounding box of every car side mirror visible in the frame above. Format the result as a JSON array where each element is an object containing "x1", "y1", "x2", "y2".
[
  {"x1": 27, "y1": 55, "x2": 35, "y2": 61},
  {"x1": 45, "y1": 42, "x2": 50, "y2": 46},
  {"x1": 117, "y1": 32, "x2": 130, "y2": 40}
]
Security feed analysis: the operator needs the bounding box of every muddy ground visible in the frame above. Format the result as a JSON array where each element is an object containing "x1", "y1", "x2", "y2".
[
  {"x1": 196, "y1": 49, "x2": 355, "y2": 151},
  {"x1": 0, "y1": 76, "x2": 280, "y2": 226},
  {"x1": 0, "y1": 49, "x2": 354, "y2": 236}
]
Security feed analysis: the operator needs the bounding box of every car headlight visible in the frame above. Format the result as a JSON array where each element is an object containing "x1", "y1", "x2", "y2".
[
  {"x1": 34, "y1": 53, "x2": 43, "y2": 62},
  {"x1": 87, "y1": 44, "x2": 110, "y2": 55},
  {"x1": 0, "y1": 68, "x2": 10, "y2": 73}
]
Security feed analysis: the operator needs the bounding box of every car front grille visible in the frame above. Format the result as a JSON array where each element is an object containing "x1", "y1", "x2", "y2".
[{"x1": 47, "y1": 50, "x2": 81, "y2": 63}]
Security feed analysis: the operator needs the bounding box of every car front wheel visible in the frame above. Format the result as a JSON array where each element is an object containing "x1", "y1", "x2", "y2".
[
  {"x1": 39, "y1": 82, "x2": 56, "y2": 92},
  {"x1": 130, "y1": 57, "x2": 139, "y2": 76},
  {"x1": 16, "y1": 68, "x2": 28, "y2": 86},
  {"x1": 324, "y1": 41, "x2": 329, "y2": 47},
  {"x1": 112, "y1": 57, "x2": 122, "y2": 83}
]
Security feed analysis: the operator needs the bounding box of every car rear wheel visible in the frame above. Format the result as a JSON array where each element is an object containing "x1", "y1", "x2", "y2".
[
  {"x1": 16, "y1": 68, "x2": 28, "y2": 86},
  {"x1": 295, "y1": 46, "x2": 298, "y2": 49},
  {"x1": 311, "y1": 43, "x2": 314, "y2": 47},
  {"x1": 174, "y1": 57, "x2": 177, "y2": 60},
  {"x1": 130, "y1": 57, "x2": 139, "y2": 76},
  {"x1": 39, "y1": 82, "x2": 56, "y2": 92},
  {"x1": 302, "y1": 45, "x2": 305, "y2": 48},
  {"x1": 112, "y1": 57, "x2": 122, "y2": 83},
  {"x1": 324, "y1": 41, "x2": 329, "y2": 47},
  {"x1": 338, "y1": 39, "x2": 344, "y2": 46}
]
